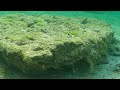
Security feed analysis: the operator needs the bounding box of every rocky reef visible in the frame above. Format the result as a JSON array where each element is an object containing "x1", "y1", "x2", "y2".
[{"x1": 0, "y1": 14, "x2": 114, "y2": 75}]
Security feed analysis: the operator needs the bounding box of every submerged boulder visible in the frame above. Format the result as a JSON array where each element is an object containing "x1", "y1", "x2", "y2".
[{"x1": 0, "y1": 14, "x2": 114, "y2": 75}]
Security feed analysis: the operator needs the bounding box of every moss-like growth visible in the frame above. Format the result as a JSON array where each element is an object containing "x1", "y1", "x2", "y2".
[{"x1": 0, "y1": 14, "x2": 114, "y2": 75}]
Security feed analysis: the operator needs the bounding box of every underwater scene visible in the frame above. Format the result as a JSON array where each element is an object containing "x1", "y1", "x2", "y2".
[{"x1": 0, "y1": 11, "x2": 120, "y2": 79}]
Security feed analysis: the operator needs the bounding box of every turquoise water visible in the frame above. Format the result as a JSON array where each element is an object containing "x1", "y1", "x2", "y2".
[{"x1": 0, "y1": 11, "x2": 120, "y2": 79}]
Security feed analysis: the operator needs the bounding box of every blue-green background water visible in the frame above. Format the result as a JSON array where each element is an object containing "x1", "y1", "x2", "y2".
[{"x1": 0, "y1": 11, "x2": 120, "y2": 79}]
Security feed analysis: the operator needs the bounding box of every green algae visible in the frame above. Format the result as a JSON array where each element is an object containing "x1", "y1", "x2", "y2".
[{"x1": 0, "y1": 14, "x2": 114, "y2": 75}]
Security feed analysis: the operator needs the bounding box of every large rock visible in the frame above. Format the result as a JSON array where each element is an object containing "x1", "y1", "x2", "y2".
[{"x1": 0, "y1": 14, "x2": 114, "y2": 74}]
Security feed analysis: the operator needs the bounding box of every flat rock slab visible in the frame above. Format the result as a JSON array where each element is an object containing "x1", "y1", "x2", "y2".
[{"x1": 0, "y1": 14, "x2": 114, "y2": 75}]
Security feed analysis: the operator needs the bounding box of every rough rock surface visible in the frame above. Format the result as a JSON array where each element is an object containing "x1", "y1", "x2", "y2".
[{"x1": 0, "y1": 14, "x2": 114, "y2": 75}]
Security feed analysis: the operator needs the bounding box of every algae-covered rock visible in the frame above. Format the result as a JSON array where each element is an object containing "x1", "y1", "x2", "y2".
[{"x1": 0, "y1": 14, "x2": 114, "y2": 74}]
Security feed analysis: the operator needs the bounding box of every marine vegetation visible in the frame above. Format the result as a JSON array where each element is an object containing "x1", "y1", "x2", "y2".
[{"x1": 0, "y1": 14, "x2": 114, "y2": 75}]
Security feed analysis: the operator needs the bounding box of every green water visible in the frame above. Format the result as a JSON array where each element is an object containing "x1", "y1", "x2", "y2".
[{"x1": 0, "y1": 11, "x2": 120, "y2": 79}]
